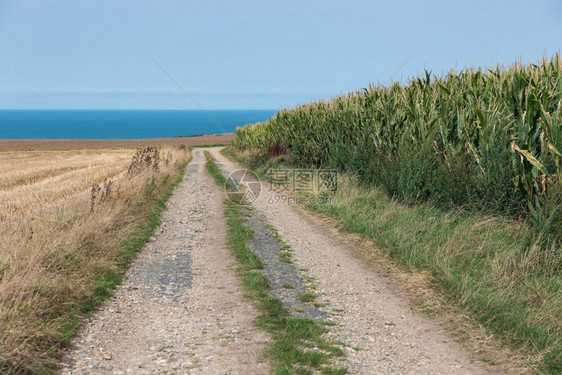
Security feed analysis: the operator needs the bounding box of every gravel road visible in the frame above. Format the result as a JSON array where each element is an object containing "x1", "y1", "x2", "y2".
[
  {"x1": 61, "y1": 150, "x2": 269, "y2": 374},
  {"x1": 62, "y1": 147, "x2": 492, "y2": 374},
  {"x1": 208, "y1": 147, "x2": 489, "y2": 375}
]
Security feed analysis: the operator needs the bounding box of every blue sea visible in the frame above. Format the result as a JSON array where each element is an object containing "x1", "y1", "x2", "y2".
[{"x1": 0, "y1": 110, "x2": 276, "y2": 139}]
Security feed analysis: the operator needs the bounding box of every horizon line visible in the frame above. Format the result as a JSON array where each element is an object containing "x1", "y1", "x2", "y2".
[
  {"x1": 0, "y1": 108, "x2": 279, "y2": 111},
  {"x1": 0, "y1": 91, "x2": 336, "y2": 95}
]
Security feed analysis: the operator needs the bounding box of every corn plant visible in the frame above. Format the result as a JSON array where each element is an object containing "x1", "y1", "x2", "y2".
[{"x1": 235, "y1": 54, "x2": 562, "y2": 221}]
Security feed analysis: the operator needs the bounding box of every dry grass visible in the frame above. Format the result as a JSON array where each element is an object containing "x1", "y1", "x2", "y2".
[
  {"x1": 0, "y1": 147, "x2": 190, "y2": 373},
  {"x1": 0, "y1": 150, "x2": 133, "y2": 217}
]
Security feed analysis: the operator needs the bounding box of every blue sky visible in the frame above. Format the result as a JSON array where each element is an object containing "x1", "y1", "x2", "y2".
[{"x1": 0, "y1": 0, "x2": 560, "y2": 109}]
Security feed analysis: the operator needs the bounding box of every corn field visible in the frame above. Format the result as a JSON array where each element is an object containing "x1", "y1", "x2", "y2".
[{"x1": 235, "y1": 55, "x2": 562, "y2": 235}]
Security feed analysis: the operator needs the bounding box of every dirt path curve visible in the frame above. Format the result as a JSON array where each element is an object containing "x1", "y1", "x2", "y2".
[
  {"x1": 208, "y1": 147, "x2": 489, "y2": 375},
  {"x1": 61, "y1": 150, "x2": 269, "y2": 374}
]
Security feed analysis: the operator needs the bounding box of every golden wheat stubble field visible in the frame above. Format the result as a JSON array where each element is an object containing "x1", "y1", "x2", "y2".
[{"x1": 0, "y1": 146, "x2": 190, "y2": 372}]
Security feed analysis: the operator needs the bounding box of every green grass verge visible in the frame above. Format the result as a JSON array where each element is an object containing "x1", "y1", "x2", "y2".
[
  {"x1": 221, "y1": 146, "x2": 562, "y2": 374},
  {"x1": 204, "y1": 150, "x2": 346, "y2": 375}
]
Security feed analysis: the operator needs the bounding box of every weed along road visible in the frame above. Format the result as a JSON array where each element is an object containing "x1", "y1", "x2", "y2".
[{"x1": 63, "y1": 148, "x2": 489, "y2": 374}]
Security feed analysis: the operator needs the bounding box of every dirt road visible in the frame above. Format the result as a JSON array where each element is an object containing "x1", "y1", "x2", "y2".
[
  {"x1": 62, "y1": 148, "x2": 490, "y2": 374},
  {"x1": 208, "y1": 147, "x2": 488, "y2": 375}
]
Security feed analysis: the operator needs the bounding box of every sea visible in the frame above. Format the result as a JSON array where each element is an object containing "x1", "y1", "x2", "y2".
[{"x1": 0, "y1": 110, "x2": 276, "y2": 139}]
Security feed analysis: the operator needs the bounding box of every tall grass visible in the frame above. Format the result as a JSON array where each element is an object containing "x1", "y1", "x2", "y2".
[{"x1": 235, "y1": 55, "x2": 562, "y2": 240}]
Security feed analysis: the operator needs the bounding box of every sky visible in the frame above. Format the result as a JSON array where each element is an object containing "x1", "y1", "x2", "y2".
[{"x1": 0, "y1": 0, "x2": 560, "y2": 109}]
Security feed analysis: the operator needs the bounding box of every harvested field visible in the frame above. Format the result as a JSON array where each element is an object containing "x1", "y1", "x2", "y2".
[
  {"x1": 0, "y1": 146, "x2": 191, "y2": 373},
  {"x1": 0, "y1": 133, "x2": 234, "y2": 151},
  {"x1": 0, "y1": 149, "x2": 134, "y2": 217}
]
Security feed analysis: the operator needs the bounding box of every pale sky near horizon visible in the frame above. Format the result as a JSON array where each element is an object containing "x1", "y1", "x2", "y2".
[{"x1": 0, "y1": 0, "x2": 560, "y2": 109}]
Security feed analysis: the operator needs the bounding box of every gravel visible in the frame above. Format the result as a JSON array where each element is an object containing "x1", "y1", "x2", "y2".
[{"x1": 246, "y1": 209, "x2": 327, "y2": 320}]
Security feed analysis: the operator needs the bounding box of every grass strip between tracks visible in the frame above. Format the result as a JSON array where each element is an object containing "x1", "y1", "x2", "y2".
[{"x1": 204, "y1": 150, "x2": 346, "y2": 375}]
